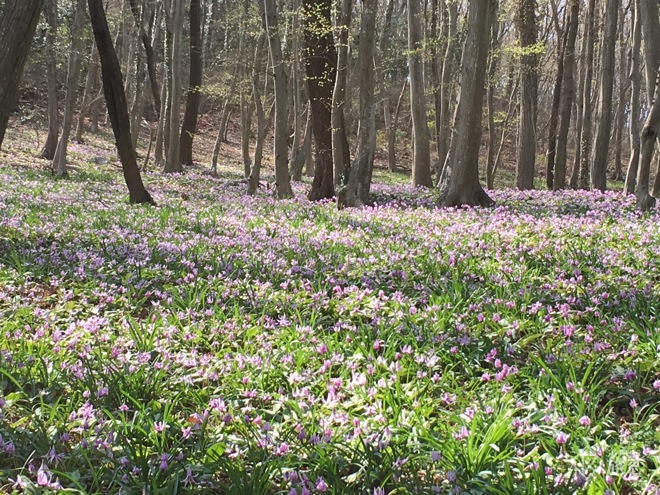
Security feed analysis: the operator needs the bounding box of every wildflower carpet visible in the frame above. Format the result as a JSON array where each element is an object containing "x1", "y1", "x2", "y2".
[{"x1": 0, "y1": 167, "x2": 659, "y2": 494}]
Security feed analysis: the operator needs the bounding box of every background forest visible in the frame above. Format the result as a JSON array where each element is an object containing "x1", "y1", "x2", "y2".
[
  {"x1": 1, "y1": 0, "x2": 659, "y2": 208},
  {"x1": 1, "y1": 1, "x2": 660, "y2": 494}
]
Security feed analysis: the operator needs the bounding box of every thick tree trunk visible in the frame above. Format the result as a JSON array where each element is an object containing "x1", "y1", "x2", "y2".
[
  {"x1": 438, "y1": 0, "x2": 496, "y2": 208},
  {"x1": 180, "y1": 0, "x2": 203, "y2": 166},
  {"x1": 408, "y1": 0, "x2": 432, "y2": 187},
  {"x1": 591, "y1": 0, "x2": 618, "y2": 192},
  {"x1": 263, "y1": 0, "x2": 293, "y2": 199},
  {"x1": 0, "y1": 0, "x2": 45, "y2": 150},
  {"x1": 624, "y1": 0, "x2": 642, "y2": 194},
  {"x1": 338, "y1": 0, "x2": 377, "y2": 207},
  {"x1": 40, "y1": 0, "x2": 59, "y2": 159},
  {"x1": 304, "y1": 0, "x2": 337, "y2": 201},
  {"x1": 515, "y1": 0, "x2": 538, "y2": 190},
  {"x1": 553, "y1": 0, "x2": 579, "y2": 191},
  {"x1": 164, "y1": 0, "x2": 184, "y2": 173},
  {"x1": 52, "y1": 0, "x2": 86, "y2": 178},
  {"x1": 88, "y1": 0, "x2": 154, "y2": 205}
]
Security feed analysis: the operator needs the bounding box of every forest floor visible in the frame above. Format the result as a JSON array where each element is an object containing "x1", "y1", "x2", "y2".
[{"x1": 0, "y1": 120, "x2": 658, "y2": 494}]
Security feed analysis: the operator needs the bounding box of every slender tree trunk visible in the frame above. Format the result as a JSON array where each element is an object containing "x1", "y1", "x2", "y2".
[
  {"x1": 545, "y1": 13, "x2": 566, "y2": 190},
  {"x1": 377, "y1": 0, "x2": 396, "y2": 173},
  {"x1": 128, "y1": 0, "x2": 161, "y2": 118},
  {"x1": 438, "y1": 0, "x2": 458, "y2": 174},
  {"x1": 569, "y1": 16, "x2": 588, "y2": 189},
  {"x1": 76, "y1": 44, "x2": 101, "y2": 144},
  {"x1": 163, "y1": 0, "x2": 184, "y2": 173},
  {"x1": 263, "y1": 0, "x2": 293, "y2": 198},
  {"x1": 515, "y1": 0, "x2": 539, "y2": 190},
  {"x1": 624, "y1": 0, "x2": 642, "y2": 194},
  {"x1": 331, "y1": 0, "x2": 352, "y2": 189},
  {"x1": 0, "y1": 0, "x2": 45, "y2": 150},
  {"x1": 248, "y1": 34, "x2": 267, "y2": 195},
  {"x1": 210, "y1": 64, "x2": 239, "y2": 173},
  {"x1": 579, "y1": 0, "x2": 597, "y2": 189},
  {"x1": 338, "y1": 0, "x2": 377, "y2": 207},
  {"x1": 303, "y1": 0, "x2": 336, "y2": 201},
  {"x1": 591, "y1": 0, "x2": 619, "y2": 191},
  {"x1": 88, "y1": 0, "x2": 154, "y2": 204},
  {"x1": 180, "y1": 0, "x2": 203, "y2": 166},
  {"x1": 553, "y1": 0, "x2": 579, "y2": 191},
  {"x1": 486, "y1": 17, "x2": 500, "y2": 190},
  {"x1": 611, "y1": 0, "x2": 627, "y2": 182},
  {"x1": 438, "y1": 0, "x2": 496, "y2": 208},
  {"x1": 408, "y1": 0, "x2": 432, "y2": 187},
  {"x1": 52, "y1": 0, "x2": 86, "y2": 178},
  {"x1": 40, "y1": 0, "x2": 59, "y2": 159}
]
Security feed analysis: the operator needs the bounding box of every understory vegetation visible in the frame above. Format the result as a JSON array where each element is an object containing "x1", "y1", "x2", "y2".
[{"x1": 0, "y1": 164, "x2": 659, "y2": 494}]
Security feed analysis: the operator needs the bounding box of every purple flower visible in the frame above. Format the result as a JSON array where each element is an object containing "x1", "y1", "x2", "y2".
[
  {"x1": 316, "y1": 477, "x2": 328, "y2": 492},
  {"x1": 555, "y1": 432, "x2": 569, "y2": 445}
]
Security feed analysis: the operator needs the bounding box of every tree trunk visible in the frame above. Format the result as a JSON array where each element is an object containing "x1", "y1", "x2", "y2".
[
  {"x1": 486, "y1": 17, "x2": 500, "y2": 190},
  {"x1": 438, "y1": 0, "x2": 458, "y2": 174},
  {"x1": 569, "y1": 14, "x2": 588, "y2": 189},
  {"x1": 305, "y1": 0, "x2": 338, "y2": 201},
  {"x1": 438, "y1": 0, "x2": 496, "y2": 208},
  {"x1": 248, "y1": 34, "x2": 267, "y2": 195},
  {"x1": 545, "y1": 10, "x2": 566, "y2": 190},
  {"x1": 331, "y1": 0, "x2": 352, "y2": 189},
  {"x1": 128, "y1": 0, "x2": 161, "y2": 118},
  {"x1": 624, "y1": 0, "x2": 642, "y2": 194},
  {"x1": 611, "y1": 0, "x2": 627, "y2": 182},
  {"x1": 76, "y1": 44, "x2": 101, "y2": 144},
  {"x1": 553, "y1": 0, "x2": 579, "y2": 191},
  {"x1": 52, "y1": 0, "x2": 86, "y2": 178},
  {"x1": 379, "y1": 0, "x2": 396, "y2": 173},
  {"x1": 180, "y1": 0, "x2": 203, "y2": 166},
  {"x1": 0, "y1": 0, "x2": 45, "y2": 150},
  {"x1": 515, "y1": 0, "x2": 538, "y2": 190},
  {"x1": 638, "y1": 0, "x2": 660, "y2": 202},
  {"x1": 88, "y1": 0, "x2": 154, "y2": 205},
  {"x1": 338, "y1": 0, "x2": 377, "y2": 207},
  {"x1": 578, "y1": 0, "x2": 597, "y2": 189},
  {"x1": 163, "y1": 0, "x2": 184, "y2": 173},
  {"x1": 591, "y1": 0, "x2": 618, "y2": 192},
  {"x1": 40, "y1": 0, "x2": 59, "y2": 159},
  {"x1": 408, "y1": 0, "x2": 432, "y2": 187},
  {"x1": 263, "y1": 0, "x2": 293, "y2": 199}
]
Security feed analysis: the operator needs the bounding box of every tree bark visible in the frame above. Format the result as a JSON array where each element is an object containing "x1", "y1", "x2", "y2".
[
  {"x1": 0, "y1": 0, "x2": 45, "y2": 150},
  {"x1": 52, "y1": 0, "x2": 86, "y2": 178},
  {"x1": 611, "y1": 0, "x2": 627, "y2": 182},
  {"x1": 624, "y1": 0, "x2": 642, "y2": 194},
  {"x1": 76, "y1": 44, "x2": 101, "y2": 144},
  {"x1": 88, "y1": 0, "x2": 154, "y2": 204},
  {"x1": 438, "y1": 0, "x2": 496, "y2": 208},
  {"x1": 438, "y1": 0, "x2": 458, "y2": 174},
  {"x1": 303, "y1": 0, "x2": 336, "y2": 201},
  {"x1": 128, "y1": 0, "x2": 161, "y2": 118},
  {"x1": 545, "y1": 5, "x2": 566, "y2": 190},
  {"x1": 40, "y1": 0, "x2": 59, "y2": 159},
  {"x1": 180, "y1": 0, "x2": 203, "y2": 166},
  {"x1": 338, "y1": 0, "x2": 377, "y2": 207},
  {"x1": 515, "y1": 0, "x2": 538, "y2": 190},
  {"x1": 163, "y1": 0, "x2": 184, "y2": 173},
  {"x1": 578, "y1": 0, "x2": 597, "y2": 189},
  {"x1": 408, "y1": 0, "x2": 432, "y2": 187},
  {"x1": 637, "y1": 0, "x2": 660, "y2": 203},
  {"x1": 330, "y1": 0, "x2": 352, "y2": 189},
  {"x1": 591, "y1": 0, "x2": 619, "y2": 192},
  {"x1": 262, "y1": 0, "x2": 293, "y2": 199},
  {"x1": 553, "y1": 0, "x2": 579, "y2": 191}
]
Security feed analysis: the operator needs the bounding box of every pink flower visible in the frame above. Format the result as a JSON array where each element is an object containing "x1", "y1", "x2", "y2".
[
  {"x1": 555, "y1": 432, "x2": 569, "y2": 445},
  {"x1": 316, "y1": 477, "x2": 328, "y2": 492},
  {"x1": 579, "y1": 416, "x2": 591, "y2": 427}
]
